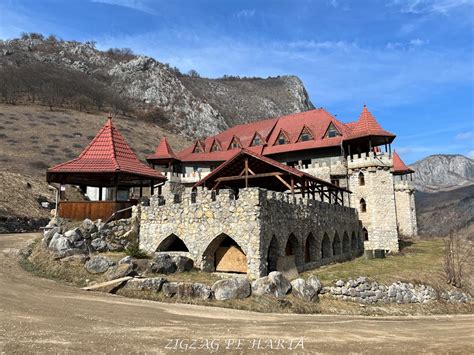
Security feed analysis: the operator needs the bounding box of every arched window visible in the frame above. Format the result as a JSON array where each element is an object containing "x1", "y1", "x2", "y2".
[
  {"x1": 363, "y1": 228, "x2": 369, "y2": 241},
  {"x1": 358, "y1": 172, "x2": 365, "y2": 186},
  {"x1": 360, "y1": 198, "x2": 367, "y2": 213}
]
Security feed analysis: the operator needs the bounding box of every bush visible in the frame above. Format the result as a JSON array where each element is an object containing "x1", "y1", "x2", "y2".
[
  {"x1": 125, "y1": 242, "x2": 148, "y2": 259},
  {"x1": 443, "y1": 231, "x2": 472, "y2": 288}
]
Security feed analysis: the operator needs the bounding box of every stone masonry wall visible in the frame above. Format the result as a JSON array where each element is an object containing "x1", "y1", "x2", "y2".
[
  {"x1": 394, "y1": 181, "x2": 418, "y2": 237},
  {"x1": 348, "y1": 153, "x2": 399, "y2": 252},
  {"x1": 139, "y1": 187, "x2": 362, "y2": 279}
]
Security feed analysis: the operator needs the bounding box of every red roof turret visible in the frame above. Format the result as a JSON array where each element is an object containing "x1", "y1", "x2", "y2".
[
  {"x1": 146, "y1": 137, "x2": 180, "y2": 162},
  {"x1": 349, "y1": 105, "x2": 395, "y2": 139},
  {"x1": 393, "y1": 151, "x2": 414, "y2": 174},
  {"x1": 47, "y1": 117, "x2": 166, "y2": 183}
]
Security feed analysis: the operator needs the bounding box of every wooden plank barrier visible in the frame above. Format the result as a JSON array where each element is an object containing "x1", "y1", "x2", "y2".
[{"x1": 58, "y1": 201, "x2": 134, "y2": 221}]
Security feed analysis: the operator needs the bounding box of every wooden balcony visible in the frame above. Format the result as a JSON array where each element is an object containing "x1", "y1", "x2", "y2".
[{"x1": 57, "y1": 200, "x2": 137, "y2": 221}]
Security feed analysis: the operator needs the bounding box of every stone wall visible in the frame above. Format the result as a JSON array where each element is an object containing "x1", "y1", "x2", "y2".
[
  {"x1": 348, "y1": 153, "x2": 400, "y2": 252},
  {"x1": 139, "y1": 187, "x2": 362, "y2": 279},
  {"x1": 394, "y1": 181, "x2": 418, "y2": 237}
]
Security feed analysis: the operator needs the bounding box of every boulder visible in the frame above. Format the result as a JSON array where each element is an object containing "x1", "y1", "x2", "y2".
[
  {"x1": 172, "y1": 255, "x2": 194, "y2": 272},
  {"x1": 306, "y1": 275, "x2": 322, "y2": 293},
  {"x1": 106, "y1": 242, "x2": 124, "y2": 252},
  {"x1": 148, "y1": 254, "x2": 177, "y2": 274},
  {"x1": 162, "y1": 282, "x2": 212, "y2": 299},
  {"x1": 43, "y1": 226, "x2": 60, "y2": 247},
  {"x1": 52, "y1": 248, "x2": 87, "y2": 260},
  {"x1": 251, "y1": 271, "x2": 291, "y2": 298},
  {"x1": 60, "y1": 254, "x2": 89, "y2": 264},
  {"x1": 82, "y1": 218, "x2": 98, "y2": 234},
  {"x1": 118, "y1": 256, "x2": 135, "y2": 265},
  {"x1": 123, "y1": 277, "x2": 166, "y2": 292},
  {"x1": 105, "y1": 263, "x2": 135, "y2": 281},
  {"x1": 85, "y1": 255, "x2": 115, "y2": 274},
  {"x1": 212, "y1": 277, "x2": 251, "y2": 301},
  {"x1": 91, "y1": 238, "x2": 108, "y2": 252},
  {"x1": 48, "y1": 233, "x2": 71, "y2": 254},
  {"x1": 64, "y1": 228, "x2": 83, "y2": 243},
  {"x1": 291, "y1": 278, "x2": 319, "y2": 302}
]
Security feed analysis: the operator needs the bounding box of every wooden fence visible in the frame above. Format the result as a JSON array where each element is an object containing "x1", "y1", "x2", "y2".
[{"x1": 57, "y1": 201, "x2": 135, "y2": 221}]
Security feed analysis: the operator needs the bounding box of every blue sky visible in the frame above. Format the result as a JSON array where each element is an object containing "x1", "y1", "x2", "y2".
[{"x1": 0, "y1": 0, "x2": 473, "y2": 163}]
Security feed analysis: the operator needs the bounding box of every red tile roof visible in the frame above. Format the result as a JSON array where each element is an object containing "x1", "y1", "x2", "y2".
[
  {"x1": 48, "y1": 117, "x2": 166, "y2": 180},
  {"x1": 393, "y1": 152, "x2": 414, "y2": 174},
  {"x1": 348, "y1": 106, "x2": 395, "y2": 139},
  {"x1": 147, "y1": 137, "x2": 179, "y2": 162},
  {"x1": 178, "y1": 106, "x2": 394, "y2": 163}
]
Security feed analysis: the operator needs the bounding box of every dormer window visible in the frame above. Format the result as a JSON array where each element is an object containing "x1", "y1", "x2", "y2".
[
  {"x1": 210, "y1": 141, "x2": 221, "y2": 152},
  {"x1": 325, "y1": 123, "x2": 341, "y2": 138},
  {"x1": 276, "y1": 130, "x2": 289, "y2": 145},
  {"x1": 252, "y1": 133, "x2": 263, "y2": 146},
  {"x1": 193, "y1": 142, "x2": 204, "y2": 153},
  {"x1": 298, "y1": 126, "x2": 313, "y2": 142},
  {"x1": 229, "y1": 137, "x2": 241, "y2": 149}
]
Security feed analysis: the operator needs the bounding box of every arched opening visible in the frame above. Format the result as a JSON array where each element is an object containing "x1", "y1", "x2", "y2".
[
  {"x1": 363, "y1": 228, "x2": 369, "y2": 241},
  {"x1": 333, "y1": 232, "x2": 342, "y2": 256},
  {"x1": 304, "y1": 233, "x2": 318, "y2": 263},
  {"x1": 267, "y1": 235, "x2": 280, "y2": 272},
  {"x1": 342, "y1": 232, "x2": 350, "y2": 253},
  {"x1": 351, "y1": 231, "x2": 357, "y2": 250},
  {"x1": 360, "y1": 198, "x2": 367, "y2": 213},
  {"x1": 156, "y1": 234, "x2": 189, "y2": 252},
  {"x1": 321, "y1": 233, "x2": 332, "y2": 259},
  {"x1": 202, "y1": 234, "x2": 247, "y2": 273},
  {"x1": 284, "y1": 233, "x2": 304, "y2": 270},
  {"x1": 358, "y1": 172, "x2": 365, "y2": 186}
]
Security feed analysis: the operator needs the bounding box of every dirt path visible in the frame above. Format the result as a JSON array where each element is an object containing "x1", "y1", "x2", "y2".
[{"x1": 0, "y1": 233, "x2": 473, "y2": 354}]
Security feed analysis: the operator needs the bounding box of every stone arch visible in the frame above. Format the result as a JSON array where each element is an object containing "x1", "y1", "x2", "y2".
[
  {"x1": 321, "y1": 233, "x2": 332, "y2": 259},
  {"x1": 284, "y1": 233, "x2": 304, "y2": 270},
  {"x1": 202, "y1": 233, "x2": 247, "y2": 274},
  {"x1": 342, "y1": 232, "x2": 350, "y2": 254},
  {"x1": 156, "y1": 234, "x2": 189, "y2": 252},
  {"x1": 267, "y1": 234, "x2": 280, "y2": 272},
  {"x1": 351, "y1": 231, "x2": 357, "y2": 250},
  {"x1": 363, "y1": 228, "x2": 369, "y2": 241},
  {"x1": 358, "y1": 171, "x2": 365, "y2": 186},
  {"x1": 333, "y1": 232, "x2": 342, "y2": 256},
  {"x1": 304, "y1": 232, "x2": 318, "y2": 263}
]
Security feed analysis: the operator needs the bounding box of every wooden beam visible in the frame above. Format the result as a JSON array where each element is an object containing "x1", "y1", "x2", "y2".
[
  {"x1": 244, "y1": 158, "x2": 249, "y2": 188},
  {"x1": 215, "y1": 172, "x2": 284, "y2": 182},
  {"x1": 290, "y1": 176, "x2": 294, "y2": 195},
  {"x1": 275, "y1": 175, "x2": 292, "y2": 190}
]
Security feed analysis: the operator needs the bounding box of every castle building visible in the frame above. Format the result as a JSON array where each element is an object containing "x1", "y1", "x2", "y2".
[{"x1": 145, "y1": 106, "x2": 417, "y2": 260}]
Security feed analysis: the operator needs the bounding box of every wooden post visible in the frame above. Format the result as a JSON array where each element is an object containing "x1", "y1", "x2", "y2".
[
  {"x1": 290, "y1": 177, "x2": 294, "y2": 195},
  {"x1": 369, "y1": 138, "x2": 372, "y2": 155},
  {"x1": 98, "y1": 187, "x2": 103, "y2": 201},
  {"x1": 389, "y1": 143, "x2": 392, "y2": 158},
  {"x1": 348, "y1": 144, "x2": 351, "y2": 160},
  {"x1": 150, "y1": 179, "x2": 155, "y2": 196},
  {"x1": 244, "y1": 158, "x2": 249, "y2": 188},
  {"x1": 139, "y1": 185, "x2": 143, "y2": 198}
]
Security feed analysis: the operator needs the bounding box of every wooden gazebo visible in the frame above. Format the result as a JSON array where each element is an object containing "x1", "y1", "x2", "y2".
[
  {"x1": 47, "y1": 116, "x2": 167, "y2": 220},
  {"x1": 194, "y1": 149, "x2": 350, "y2": 205}
]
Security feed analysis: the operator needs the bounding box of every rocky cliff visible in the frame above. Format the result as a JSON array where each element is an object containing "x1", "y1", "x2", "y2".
[
  {"x1": 0, "y1": 36, "x2": 313, "y2": 138},
  {"x1": 410, "y1": 154, "x2": 474, "y2": 192}
]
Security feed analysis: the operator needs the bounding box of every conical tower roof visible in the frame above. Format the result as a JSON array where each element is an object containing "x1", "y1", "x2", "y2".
[
  {"x1": 349, "y1": 106, "x2": 395, "y2": 139},
  {"x1": 393, "y1": 151, "x2": 414, "y2": 174},
  {"x1": 146, "y1": 137, "x2": 180, "y2": 162}
]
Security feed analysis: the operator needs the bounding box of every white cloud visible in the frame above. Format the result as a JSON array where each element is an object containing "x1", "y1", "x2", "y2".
[
  {"x1": 90, "y1": 0, "x2": 156, "y2": 15},
  {"x1": 456, "y1": 131, "x2": 473, "y2": 140},
  {"x1": 390, "y1": 0, "x2": 473, "y2": 15},
  {"x1": 409, "y1": 38, "x2": 428, "y2": 46},
  {"x1": 236, "y1": 9, "x2": 256, "y2": 19}
]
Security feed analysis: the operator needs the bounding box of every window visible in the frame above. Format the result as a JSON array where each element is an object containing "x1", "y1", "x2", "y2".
[
  {"x1": 252, "y1": 133, "x2": 263, "y2": 146},
  {"x1": 331, "y1": 178, "x2": 339, "y2": 186},
  {"x1": 193, "y1": 142, "x2": 204, "y2": 153},
  {"x1": 363, "y1": 228, "x2": 369, "y2": 241},
  {"x1": 358, "y1": 172, "x2": 365, "y2": 186},
  {"x1": 229, "y1": 137, "x2": 241, "y2": 149},
  {"x1": 298, "y1": 126, "x2": 313, "y2": 142},
  {"x1": 325, "y1": 123, "x2": 341, "y2": 138},
  {"x1": 360, "y1": 198, "x2": 367, "y2": 213},
  {"x1": 276, "y1": 131, "x2": 288, "y2": 145},
  {"x1": 211, "y1": 141, "x2": 220, "y2": 152}
]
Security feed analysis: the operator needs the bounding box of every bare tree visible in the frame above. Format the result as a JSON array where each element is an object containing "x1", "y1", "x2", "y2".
[{"x1": 443, "y1": 231, "x2": 472, "y2": 288}]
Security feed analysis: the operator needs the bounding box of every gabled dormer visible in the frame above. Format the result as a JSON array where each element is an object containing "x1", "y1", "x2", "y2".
[
  {"x1": 324, "y1": 122, "x2": 341, "y2": 138},
  {"x1": 228, "y1": 136, "x2": 242, "y2": 150},
  {"x1": 192, "y1": 140, "x2": 205, "y2": 153},
  {"x1": 297, "y1": 125, "x2": 314, "y2": 142},
  {"x1": 275, "y1": 129, "x2": 290, "y2": 145},
  {"x1": 251, "y1": 132, "x2": 265, "y2": 146},
  {"x1": 210, "y1": 138, "x2": 222, "y2": 152}
]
